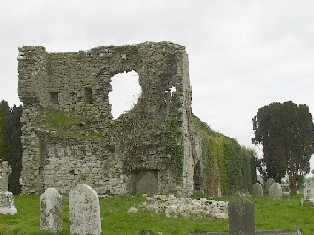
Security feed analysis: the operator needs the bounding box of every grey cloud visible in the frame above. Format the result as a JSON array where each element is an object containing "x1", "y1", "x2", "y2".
[{"x1": 0, "y1": 0, "x2": 314, "y2": 168}]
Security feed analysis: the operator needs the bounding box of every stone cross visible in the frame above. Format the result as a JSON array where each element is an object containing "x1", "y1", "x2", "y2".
[
  {"x1": 0, "y1": 191, "x2": 17, "y2": 215},
  {"x1": 40, "y1": 188, "x2": 63, "y2": 233},
  {"x1": 69, "y1": 184, "x2": 101, "y2": 235},
  {"x1": 0, "y1": 161, "x2": 11, "y2": 192},
  {"x1": 252, "y1": 183, "x2": 263, "y2": 197},
  {"x1": 269, "y1": 183, "x2": 283, "y2": 199},
  {"x1": 228, "y1": 193, "x2": 255, "y2": 235}
]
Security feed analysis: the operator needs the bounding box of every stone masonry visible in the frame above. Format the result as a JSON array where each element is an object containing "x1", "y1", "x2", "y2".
[{"x1": 18, "y1": 42, "x2": 195, "y2": 195}]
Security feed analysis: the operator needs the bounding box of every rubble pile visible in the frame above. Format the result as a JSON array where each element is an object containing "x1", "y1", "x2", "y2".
[{"x1": 141, "y1": 194, "x2": 228, "y2": 219}]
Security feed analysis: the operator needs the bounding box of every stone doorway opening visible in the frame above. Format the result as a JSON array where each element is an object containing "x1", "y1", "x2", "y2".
[
  {"x1": 130, "y1": 170, "x2": 158, "y2": 193},
  {"x1": 193, "y1": 160, "x2": 202, "y2": 192}
]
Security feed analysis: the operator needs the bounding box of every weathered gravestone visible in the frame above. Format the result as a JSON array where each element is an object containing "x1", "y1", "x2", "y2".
[
  {"x1": 0, "y1": 191, "x2": 17, "y2": 215},
  {"x1": 228, "y1": 194, "x2": 255, "y2": 235},
  {"x1": 252, "y1": 183, "x2": 263, "y2": 197},
  {"x1": 304, "y1": 179, "x2": 314, "y2": 204},
  {"x1": 265, "y1": 178, "x2": 275, "y2": 194},
  {"x1": 269, "y1": 183, "x2": 283, "y2": 199},
  {"x1": 69, "y1": 184, "x2": 101, "y2": 235},
  {"x1": 40, "y1": 188, "x2": 63, "y2": 233},
  {"x1": 0, "y1": 161, "x2": 11, "y2": 192}
]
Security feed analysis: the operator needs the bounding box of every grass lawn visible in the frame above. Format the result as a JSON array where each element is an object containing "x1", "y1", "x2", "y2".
[{"x1": 0, "y1": 194, "x2": 313, "y2": 235}]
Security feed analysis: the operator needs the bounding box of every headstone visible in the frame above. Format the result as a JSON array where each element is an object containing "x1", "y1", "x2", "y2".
[
  {"x1": 264, "y1": 178, "x2": 275, "y2": 194},
  {"x1": 304, "y1": 179, "x2": 314, "y2": 204},
  {"x1": 69, "y1": 184, "x2": 101, "y2": 235},
  {"x1": 0, "y1": 161, "x2": 11, "y2": 192},
  {"x1": 0, "y1": 191, "x2": 17, "y2": 215},
  {"x1": 228, "y1": 194, "x2": 255, "y2": 235},
  {"x1": 40, "y1": 188, "x2": 63, "y2": 233},
  {"x1": 252, "y1": 183, "x2": 263, "y2": 197},
  {"x1": 257, "y1": 175, "x2": 264, "y2": 185},
  {"x1": 269, "y1": 183, "x2": 283, "y2": 199}
]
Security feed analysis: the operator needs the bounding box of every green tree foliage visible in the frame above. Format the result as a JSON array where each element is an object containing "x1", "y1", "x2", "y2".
[
  {"x1": 6, "y1": 105, "x2": 23, "y2": 194},
  {"x1": 0, "y1": 101, "x2": 9, "y2": 160},
  {"x1": 252, "y1": 101, "x2": 314, "y2": 193},
  {"x1": 192, "y1": 115, "x2": 257, "y2": 196},
  {"x1": 0, "y1": 100, "x2": 23, "y2": 194}
]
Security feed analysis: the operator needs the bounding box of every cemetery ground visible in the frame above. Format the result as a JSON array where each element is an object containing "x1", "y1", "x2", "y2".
[{"x1": 0, "y1": 194, "x2": 313, "y2": 235}]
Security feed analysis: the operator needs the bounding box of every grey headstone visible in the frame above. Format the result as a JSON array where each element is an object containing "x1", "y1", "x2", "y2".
[
  {"x1": 0, "y1": 161, "x2": 11, "y2": 192},
  {"x1": 252, "y1": 183, "x2": 263, "y2": 197},
  {"x1": 69, "y1": 184, "x2": 101, "y2": 235},
  {"x1": 304, "y1": 179, "x2": 314, "y2": 204},
  {"x1": 265, "y1": 178, "x2": 275, "y2": 194},
  {"x1": 269, "y1": 183, "x2": 283, "y2": 199},
  {"x1": 0, "y1": 191, "x2": 17, "y2": 215},
  {"x1": 228, "y1": 194, "x2": 255, "y2": 235},
  {"x1": 40, "y1": 188, "x2": 63, "y2": 233}
]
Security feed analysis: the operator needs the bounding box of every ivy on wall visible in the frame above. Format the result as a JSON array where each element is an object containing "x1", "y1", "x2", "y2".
[{"x1": 192, "y1": 115, "x2": 257, "y2": 196}]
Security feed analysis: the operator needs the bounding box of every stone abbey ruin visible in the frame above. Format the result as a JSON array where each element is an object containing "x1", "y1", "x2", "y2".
[
  {"x1": 17, "y1": 41, "x2": 255, "y2": 196},
  {"x1": 18, "y1": 42, "x2": 197, "y2": 195}
]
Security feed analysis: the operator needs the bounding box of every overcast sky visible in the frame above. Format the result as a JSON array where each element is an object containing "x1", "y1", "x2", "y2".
[{"x1": 1, "y1": 0, "x2": 314, "y2": 169}]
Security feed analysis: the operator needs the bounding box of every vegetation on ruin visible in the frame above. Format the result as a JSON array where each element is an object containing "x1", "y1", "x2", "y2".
[
  {"x1": 40, "y1": 108, "x2": 113, "y2": 142},
  {"x1": 163, "y1": 114, "x2": 184, "y2": 177},
  {"x1": 43, "y1": 109, "x2": 81, "y2": 132},
  {"x1": 252, "y1": 101, "x2": 314, "y2": 193},
  {"x1": 192, "y1": 115, "x2": 257, "y2": 196},
  {"x1": 0, "y1": 194, "x2": 314, "y2": 234}
]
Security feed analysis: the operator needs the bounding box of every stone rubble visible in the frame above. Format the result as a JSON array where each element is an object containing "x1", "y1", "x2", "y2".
[
  {"x1": 140, "y1": 194, "x2": 228, "y2": 219},
  {"x1": 128, "y1": 206, "x2": 138, "y2": 214}
]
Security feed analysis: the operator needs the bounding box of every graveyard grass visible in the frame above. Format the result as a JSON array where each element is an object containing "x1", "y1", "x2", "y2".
[{"x1": 0, "y1": 194, "x2": 314, "y2": 235}]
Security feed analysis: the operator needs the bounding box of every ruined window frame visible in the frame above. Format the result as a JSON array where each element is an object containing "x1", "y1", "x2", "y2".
[
  {"x1": 49, "y1": 92, "x2": 59, "y2": 105},
  {"x1": 84, "y1": 87, "x2": 93, "y2": 104}
]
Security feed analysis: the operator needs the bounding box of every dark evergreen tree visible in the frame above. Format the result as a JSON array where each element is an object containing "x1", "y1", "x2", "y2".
[
  {"x1": 252, "y1": 101, "x2": 314, "y2": 193},
  {"x1": 0, "y1": 101, "x2": 9, "y2": 161},
  {"x1": 7, "y1": 105, "x2": 23, "y2": 194}
]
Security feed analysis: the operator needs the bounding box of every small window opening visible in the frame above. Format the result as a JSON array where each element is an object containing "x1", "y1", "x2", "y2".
[
  {"x1": 49, "y1": 92, "x2": 59, "y2": 105},
  {"x1": 165, "y1": 86, "x2": 177, "y2": 97},
  {"x1": 84, "y1": 87, "x2": 93, "y2": 103},
  {"x1": 170, "y1": 86, "x2": 176, "y2": 96}
]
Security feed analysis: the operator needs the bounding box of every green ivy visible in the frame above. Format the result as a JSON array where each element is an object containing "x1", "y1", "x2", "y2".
[{"x1": 192, "y1": 115, "x2": 257, "y2": 196}]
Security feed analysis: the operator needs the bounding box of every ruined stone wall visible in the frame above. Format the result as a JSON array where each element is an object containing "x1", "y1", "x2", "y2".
[{"x1": 18, "y1": 42, "x2": 195, "y2": 195}]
